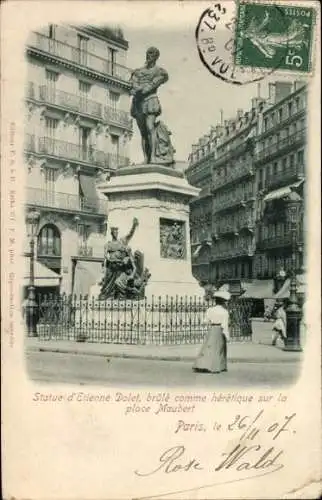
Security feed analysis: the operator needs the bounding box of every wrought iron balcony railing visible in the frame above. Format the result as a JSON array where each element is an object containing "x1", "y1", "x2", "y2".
[
  {"x1": 265, "y1": 164, "x2": 305, "y2": 190},
  {"x1": 256, "y1": 130, "x2": 306, "y2": 162},
  {"x1": 27, "y1": 84, "x2": 133, "y2": 130},
  {"x1": 27, "y1": 32, "x2": 131, "y2": 83},
  {"x1": 24, "y1": 135, "x2": 129, "y2": 170},
  {"x1": 103, "y1": 105, "x2": 133, "y2": 129},
  {"x1": 213, "y1": 194, "x2": 255, "y2": 212},
  {"x1": 26, "y1": 187, "x2": 108, "y2": 216},
  {"x1": 213, "y1": 165, "x2": 254, "y2": 190},
  {"x1": 257, "y1": 234, "x2": 303, "y2": 250},
  {"x1": 211, "y1": 244, "x2": 256, "y2": 260},
  {"x1": 39, "y1": 85, "x2": 102, "y2": 119}
]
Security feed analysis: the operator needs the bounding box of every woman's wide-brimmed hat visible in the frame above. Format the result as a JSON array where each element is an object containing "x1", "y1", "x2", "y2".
[{"x1": 214, "y1": 290, "x2": 231, "y2": 302}]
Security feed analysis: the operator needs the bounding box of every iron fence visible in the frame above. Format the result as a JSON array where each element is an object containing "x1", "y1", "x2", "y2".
[{"x1": 30, "y1": 294, "x2": 254, "y2": 345}]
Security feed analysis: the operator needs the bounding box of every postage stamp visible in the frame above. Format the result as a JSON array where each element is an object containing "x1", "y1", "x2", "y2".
[
  {"x1": 234, "y1": 2, "x2": 316, "y2": 72},
  {"x1": 195, "y1": 2, "x2": 276, "y2": 86}
]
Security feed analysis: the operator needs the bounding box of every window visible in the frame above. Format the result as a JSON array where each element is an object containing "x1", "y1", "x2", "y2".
[
  {"x1": 297, "y1": 150, "x2": 304, "y2": 165},
  {"x1": 45, "y1": 117, "x2": 58, "y2": 138},
  {"x1": 77, "y1": 34, "x2": 88, "y2": 65},
  {"x1": 108, "y1": 47, "x2": 117, "y2": 75},
  {"x1": 79, "y1": 80, "x2": 91, "y2": 113},
  {"x1": 79, "y1": 80, "x2": 91, "y2": 95},
  {"x1": 271, "y1": 112, "x2": 275, "y2": 125},
  {"x1": 48, "y1": 24, "x2": 56, "y2": 39},
  {"x1": 288, "y1": 101, "x2": 293, "y2": 116},
  {"x1": 38, "y1": 224, "x2": 61, "y2": 256},
  {"x1": 295, "y1": 96, "x2": 300, "y2": 111},
  {"x1": 109, "y1": 91, "x2": 120, "y2": 111},
  {"x1": 44, "y1": 168, "x2": 55, "y2": 192},
  {"x1": 278, "y1": 108, "x2": 283, "y2": 122},
  {"x1": 77, "y1": 224, "x2": 90, "y2": 243},
  {"x1": 282, "y1": 157, "x2": 287, "y2": 171},
  {"x1": 289, "y1": 154, "x2": 295, "y2": 168},
  {"x1": 79, "y1": 126, "x2": 91, "y2": 159},
  {"x1": 45, "y1": 70, "x2": 59, "y2": 102},
  {"x1": 110, "y1": 134, "x2": 120, "y2": 167},
  {"x1": 276, "y1": 131, "x2": 281, "y2": 143},
  {"x1": 263, "y1": 117, "x2": 268, "y2": 132},
  {"x1": 46, "y1": 69, "x2": 58, "y2": 84}
]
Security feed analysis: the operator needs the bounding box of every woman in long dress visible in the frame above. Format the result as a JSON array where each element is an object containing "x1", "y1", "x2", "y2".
[{"x1": 193, "y1": 291, "x2": 231, "y2": 373}]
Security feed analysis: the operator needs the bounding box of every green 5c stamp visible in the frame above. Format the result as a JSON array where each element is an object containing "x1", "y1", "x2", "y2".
[{"x1": 234, "y1": 2, "x2": 316, "y2": 72}]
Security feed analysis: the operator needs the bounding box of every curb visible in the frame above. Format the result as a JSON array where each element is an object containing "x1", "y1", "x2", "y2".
[{"x1": 27, "y1": 346, "x2": 302, "y2": 364}]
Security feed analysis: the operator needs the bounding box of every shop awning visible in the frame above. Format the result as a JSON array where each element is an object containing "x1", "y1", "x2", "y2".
[
  {"x1": 263, "y1": 180, "x2": 304, "y2": 203},
  {"x1": 274, "y1": 274, "x2": 306, "y2": 299},
  {"x1": 73, "y1": 260, "x2": 103, "y2": 296},
  {"x1": 242, "y1": 279, "x2": 275, "y2": 299},
  {"x1": 24, "y1": 259, "x2": 61, "y2": 287}
]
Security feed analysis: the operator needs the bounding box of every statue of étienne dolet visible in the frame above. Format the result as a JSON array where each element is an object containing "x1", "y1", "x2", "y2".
[
  {"x1": 98, "y1": 217, "x2": 151, "y2": 300},
  {"x1": 130, "y1": 47, "x2": 175, "y2": 166}
]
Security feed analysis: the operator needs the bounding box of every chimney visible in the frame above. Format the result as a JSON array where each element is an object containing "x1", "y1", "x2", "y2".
[
  {"x1": 275, "y1": 82, "x2": 293, "y2": 102},
  {"x1": 215, "y1": 125, "x2": 223, "y2": 135},
  {"x1": 269, "y1": 81, "x2": 293, "y2": 103}
]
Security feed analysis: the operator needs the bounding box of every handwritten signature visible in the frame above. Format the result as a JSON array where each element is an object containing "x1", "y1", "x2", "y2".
[{"x1": 134, "y1": 443, "x2": 284, "y2": 477}]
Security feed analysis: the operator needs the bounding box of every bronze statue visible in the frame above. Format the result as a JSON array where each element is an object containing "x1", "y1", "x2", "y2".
[
  {"x1": 130, "y1": 47, "x2": 175, "y2": 166},
  {"x1": 99, "y1": 218, "x2": 151, "y2": 299}
]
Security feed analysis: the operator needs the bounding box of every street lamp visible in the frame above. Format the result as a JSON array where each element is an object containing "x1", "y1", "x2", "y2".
[
  {"x1": 284, "y1": 191, "x2": 302, "y2": 352},
  {"x1": 26, "y1": 210, "x2": 40, "y2": 337}
]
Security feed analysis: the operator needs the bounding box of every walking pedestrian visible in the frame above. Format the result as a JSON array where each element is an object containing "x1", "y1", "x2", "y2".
[
  {"x1": 193, "y1": 290, "x2": 231, "y2": 374},
  {"x1": 272, "y1": 299, "x2": 287, "y2": 346}
]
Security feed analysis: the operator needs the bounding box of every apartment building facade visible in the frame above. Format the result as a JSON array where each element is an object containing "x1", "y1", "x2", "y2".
[
  {"x1": 254, "y1": 81, "x2": 306, "y2": 280},
  {"x1": 24, "y1": 23, "x2": 132, "y2": 295},
  {"x1": 186, "y1": 81, "x2": 307, "y2": 291}
]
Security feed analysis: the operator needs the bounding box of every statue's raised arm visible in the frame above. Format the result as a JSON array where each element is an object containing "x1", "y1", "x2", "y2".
[{"x1": 122, "y1": 217, "x2": 139, "y2": 245}]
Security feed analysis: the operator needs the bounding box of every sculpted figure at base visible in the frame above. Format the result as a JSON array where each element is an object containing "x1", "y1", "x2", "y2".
[
  {"x1": 99, "y1": 218, "x2": 151, "y2": 299},
  {"x1": 130, "y1": 47, "x2": 175, "y2": 166}
]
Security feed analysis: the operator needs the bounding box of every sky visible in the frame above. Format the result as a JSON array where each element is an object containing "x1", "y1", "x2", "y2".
[{"x1": 123, "y1": 23, "x2": 286, "y2": 165}]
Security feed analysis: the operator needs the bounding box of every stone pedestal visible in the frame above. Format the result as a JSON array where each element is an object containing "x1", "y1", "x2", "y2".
[{"x1": 97, "y1": 164, "x2": 204, "y2": 299}]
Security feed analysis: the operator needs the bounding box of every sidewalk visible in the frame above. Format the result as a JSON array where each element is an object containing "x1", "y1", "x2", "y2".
[{"x1": 26, "y1": 337, "x2": 302, "y2": 363}]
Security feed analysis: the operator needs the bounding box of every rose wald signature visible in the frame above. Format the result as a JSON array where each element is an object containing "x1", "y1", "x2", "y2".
[{"x1": 135, "y1": 410, "x2": 296, "y2": 480}]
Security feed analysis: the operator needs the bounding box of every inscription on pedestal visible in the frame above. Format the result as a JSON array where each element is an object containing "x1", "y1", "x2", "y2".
[{"x1": 160, "y1": 218, "x2": 186, "y2": 260}]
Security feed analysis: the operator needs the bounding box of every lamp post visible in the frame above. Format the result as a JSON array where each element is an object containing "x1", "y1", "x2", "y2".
[
  {"x1": 26, "y1": 210, "x2": 40, "y2": 337},
  {"x1": 284, "y1": 192, "x2": 302, "y2": 352}
]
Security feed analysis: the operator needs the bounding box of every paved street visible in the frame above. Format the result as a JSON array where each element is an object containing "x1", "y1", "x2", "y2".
[{"x1": 26, "y1": 349, "x2": 301, "y2": 387}]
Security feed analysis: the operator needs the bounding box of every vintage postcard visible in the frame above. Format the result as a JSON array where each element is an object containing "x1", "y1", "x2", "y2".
[{"x1": 1, "y1": 0, "x2": 321, "y2": 498}]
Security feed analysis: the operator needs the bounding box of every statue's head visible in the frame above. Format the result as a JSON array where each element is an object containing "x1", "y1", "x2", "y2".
[
  {"x1": 146, "y1": 46, "x2": 160, "y2": 65},
  {"x1": 110, "y1": 227, "x2": 119, "y2": 240}
]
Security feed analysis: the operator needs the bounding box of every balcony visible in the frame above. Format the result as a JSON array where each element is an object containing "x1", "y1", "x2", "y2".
[
  {"x1": 256, "y1": 129, "x2": 306, "y2": 163},
  {"x1": 213, "y1": 165, "x2": 254, "y2": 190},
  {"x1": 26, "y1": 187, "x2": 108, "y2": 216},
  {"x1": 211, "y1": 244, "x2": 255, "y2": 260},
  {"x1": 24, "y1": 136, "x2": 129, "y2": 170},
  {"x1": 103, "y1": 106, "x2": 132, "y2": 130},
  {"x1": 257, "y1": 234, "x2": 303, "y2": 250},
  {"x1": 213, "y1": 195, "x2": 255, "y2": 213},
  {"x1": 39, "y1": 85, "x2": 102, "y2": 119},
  {"x1": 266, "y1": 164, "x2": 304, "y2": 190},
  {"x1": 27, "y1": 32, "x2": 131, "y2": 85},
  {"x1": 27, "y1": 84, "x2": 133, "y2": 131},
  {"x1": 78, "y1": 245, "x2": 94, "y2": 257}
]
